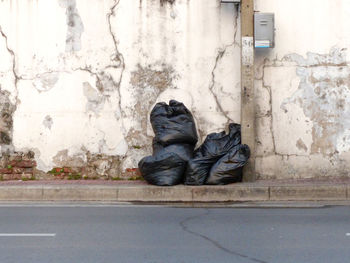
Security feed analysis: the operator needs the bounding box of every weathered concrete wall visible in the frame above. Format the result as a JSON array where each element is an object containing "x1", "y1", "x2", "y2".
[
  {"x1": 255, "y1": 0, "x2": 350, "y2": 179},
  {"x1": 0, "y1": 0, "x2": 240, "y2": 179},
  {"x1": 1, "y1": 0, "x2": 349, "y2": 180}
]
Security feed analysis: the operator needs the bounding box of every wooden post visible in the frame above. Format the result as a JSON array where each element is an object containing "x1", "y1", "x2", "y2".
[{"x1": 241, "y1": 0, "x2": 256, "y2": 181}]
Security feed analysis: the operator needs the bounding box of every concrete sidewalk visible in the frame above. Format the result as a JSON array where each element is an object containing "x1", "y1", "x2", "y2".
[{"x1": 0, "y1": 179, "x2": 349, "y2": 202}]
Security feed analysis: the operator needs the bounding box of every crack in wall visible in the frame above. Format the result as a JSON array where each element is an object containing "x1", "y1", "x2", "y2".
[
  {"x1": 0, "y1": 2, "x2": 127, "y2": 174},
  {"x1": 0, "y1": 26, "x2": 20, "y2": 105},
  {"x1": 0, "y1": 25, "x2": 43, "y2": 172},
  {"x1": 256, "y1": 58, "x2": 312, "y2": 161},
  {"x1": 260, "y1": 60, "x2": 276, "y2": 155},
  {"x1": 69, "y1": 0, "x2": 128, "y2": 175},
  {"x1": 0, "y1": 1, "x2": 245, "y2": 176},
  {"x1": 209, "y1": 48, "x2": 233, "y2": 125},
  {"x1": 256, "y1": 58, "x2": 276, "y2": 157},
  {"x1": 107, "y1": 0, "x2": 126, "y2": 128},
  {"x1": 47, "y1": 0, "x2": 128, "y2": 174},
  {"x1": 256, "y1": 48, "x2": 350, "y2": 179},
  {"x1": 232, "y1": 5, "x2": 240, "y2": 47},
  {"x1": 208, "y1": 9, "x2": 240, "y2": 127},
  {"x1": 0, "y1": 25, "x2": 20, "y2": 153},
  {"x1": 11, "y1": 1, "x2": 128, "y2": 175},
  {"x1": 263, "y1": 85, "x2": 276, "y2": 154},
  {"x1": 107, "y1": 0, "x2": 125, "y2": 81}
]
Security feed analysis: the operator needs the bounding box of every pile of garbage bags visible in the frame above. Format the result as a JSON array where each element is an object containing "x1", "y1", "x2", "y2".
[{"x1": 138, "y1": 100, "x2": 250, "y2": 186}]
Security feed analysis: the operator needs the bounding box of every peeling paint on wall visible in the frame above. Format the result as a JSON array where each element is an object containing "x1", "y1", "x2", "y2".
[
  {"x1": 42, "y1": 115, "x2": 53, "y2": 130},
  {"x1": 52, "y1": 149, "x2": 123, "y2": 179},
  {"x1": 82, "y1": 82, "x2": 105, "y2": 115},
  {"x1": 33, "y1": 72, "x2": 59, "y2": 93},
  {"x1": 53, "y1": 149, "x2": 86, "y2": 168},
  {"x1": 0, "y1": 0, "x2": 242, "y2": 179},
  {"x1": 59, "y1": 0, "x2": 84, "y2": 52},
  {"x1": 296, "y1": 138, "x2": 308, "y2": 152},
  {"x1": 129, "y1": 64, "x2": 176, "y2": 134},
  {"x1": 0, "y1": 88, "x2": 15, "y2": 146},
  {"x1": 283, "y1": 48, "x2": 350, "y2": 156}
]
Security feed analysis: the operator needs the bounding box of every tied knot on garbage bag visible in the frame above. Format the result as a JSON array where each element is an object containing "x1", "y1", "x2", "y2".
[
  {"x1": 150, "y1": 100, "x2": 198, "y2": 146},
  {"x1": 138, "y1": 100, "x2": 250, "y2": 186}
]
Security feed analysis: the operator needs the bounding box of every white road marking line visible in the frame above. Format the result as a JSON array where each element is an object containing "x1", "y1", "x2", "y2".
[{"x1": 0, "y1": 233, "x2": 56, "y2": 237}]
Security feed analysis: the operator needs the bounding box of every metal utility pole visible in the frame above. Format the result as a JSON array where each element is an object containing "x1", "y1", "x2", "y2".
[{"x1": 240, "y1": 0, "x2": 256, "y2": 181}]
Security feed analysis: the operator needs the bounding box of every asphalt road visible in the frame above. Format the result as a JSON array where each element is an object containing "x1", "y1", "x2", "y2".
[{"x1": 0, "y1": 204, "x2": 349, "y2": 263}]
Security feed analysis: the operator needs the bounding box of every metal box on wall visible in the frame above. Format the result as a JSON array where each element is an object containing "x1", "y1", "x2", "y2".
[{"x1": 254, "y1": 13, "x2": 275, "y2": 48}]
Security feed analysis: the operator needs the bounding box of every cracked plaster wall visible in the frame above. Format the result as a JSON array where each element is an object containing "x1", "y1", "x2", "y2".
[
  {"x1": 0, "y1": 0, "x2": 240, "y2": 177},
  {"x1": 255, "y1": 0, "x2": 350, "y2": 179},
  {"x1": 2, "y1": 0, "x2": 350, "y2": 180}
]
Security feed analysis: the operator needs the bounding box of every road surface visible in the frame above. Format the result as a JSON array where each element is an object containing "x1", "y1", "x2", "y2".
[{"x1": 0, "y1": 204, "x2": 349, "y2": 263}]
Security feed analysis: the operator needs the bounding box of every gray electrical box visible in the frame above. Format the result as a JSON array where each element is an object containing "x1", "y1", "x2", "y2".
[{"x1": 254, "y1": 13, "x2": 275, "y2": 48}]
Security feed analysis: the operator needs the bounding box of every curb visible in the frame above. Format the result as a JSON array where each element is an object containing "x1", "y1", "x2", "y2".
[{"x1": 0, "y1": 183, "x2": 348, "y2": 202}]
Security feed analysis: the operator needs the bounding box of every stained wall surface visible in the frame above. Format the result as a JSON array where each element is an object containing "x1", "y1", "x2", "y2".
[
  {"x1": 255, "y1": 0, "x2": 350, "y2": 179},
  {"x1": 0, "y1": 0, "x2": 241, "y2": 178},
  {"x1": 0, "y1": 0, "x2": 349, "y2": 180}
]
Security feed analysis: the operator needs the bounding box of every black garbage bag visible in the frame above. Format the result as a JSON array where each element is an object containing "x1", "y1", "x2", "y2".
[
  {"x1": 184, "y1": 155, "x2": 222, "y2": 185},
  {"x1": 184, "y1": 123, "x2": 242, "y2": 185},
  {"x1": 150, "y1": 100, "x2": 198, "y2": 146},
  {"x1": 138, "y1": 151, "x2": 186, "y2": 186},
  {"x1": 152, "y1": 138, "x2": 194, "y2": 161},
  {"x1": 206, "y1": 144, "x2": 250, "y2": 185},
  {"x1": 194, "y1": 123, "x2": 241, "y2": 158}
]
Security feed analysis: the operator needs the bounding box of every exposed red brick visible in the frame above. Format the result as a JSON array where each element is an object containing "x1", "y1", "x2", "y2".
[
  {"x1": 63, "y1": 167, "x2": 72, "y2": 173},
  {"x1": 9, "y1": 160, "x2": 17, "y2": 167},
  {"x1": 126, "y1": 168, "x2": 138, "y2": 173},
  {"x1": 0, "y1": 168, "x2": 13, "y2": 174},
  {"x1": 124, "y1": 168, "x2": 141, "y2": 178},
  {"x1": 10, "y1": 160, "x2": 36, "y2": 168}
]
